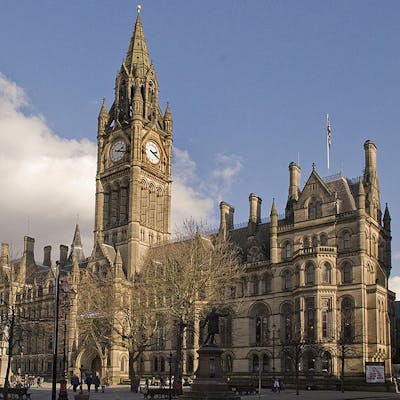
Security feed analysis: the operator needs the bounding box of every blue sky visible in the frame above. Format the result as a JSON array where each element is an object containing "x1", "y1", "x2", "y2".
[{"x1": 0, "y1": 1, "x2": 399, "y2": 290}]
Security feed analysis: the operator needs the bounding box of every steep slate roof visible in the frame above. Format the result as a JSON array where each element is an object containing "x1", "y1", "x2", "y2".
[{"x1": 325, "y1": 176, "x2": 356, "y2": 212}]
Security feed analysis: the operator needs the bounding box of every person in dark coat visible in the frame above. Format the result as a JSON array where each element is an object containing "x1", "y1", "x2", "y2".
[
  {"x1": 85, "y1": 374, "x2": 93, "y2": 392},
  {"x1": 93, "y1": 375, "x2": 100, "y2": 392},
  {"x1": 71, "y1": 374, "x2": 79, "y2": 392}
]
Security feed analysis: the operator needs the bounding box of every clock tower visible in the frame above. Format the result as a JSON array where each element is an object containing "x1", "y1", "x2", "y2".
[{"x1": 94, "y1": 9, "x2": 172, "y2": 279}]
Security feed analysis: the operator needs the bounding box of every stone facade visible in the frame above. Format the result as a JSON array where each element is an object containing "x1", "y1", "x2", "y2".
[{"x1": 0, "y1": 8, "x2": 394, "y2": 388}]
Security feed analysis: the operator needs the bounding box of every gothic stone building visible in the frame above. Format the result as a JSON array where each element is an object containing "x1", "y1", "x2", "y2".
[{"x1": 0, "y1": 9, "x2": 394, "y2": 388}]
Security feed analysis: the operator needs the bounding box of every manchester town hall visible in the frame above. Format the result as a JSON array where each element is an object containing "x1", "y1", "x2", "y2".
[{"x1": 0, "y1": 8, "x2": 395, "y2": 390}]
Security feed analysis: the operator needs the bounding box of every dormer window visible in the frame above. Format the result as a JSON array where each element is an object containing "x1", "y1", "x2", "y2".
[{"x1": 308, "y1": 197, "x2": 322, "y2": 220}]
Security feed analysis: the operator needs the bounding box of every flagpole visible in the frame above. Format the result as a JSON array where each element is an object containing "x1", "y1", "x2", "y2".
[{"x1": 326, "y1": 114, "x2": 331, "y2": 171}]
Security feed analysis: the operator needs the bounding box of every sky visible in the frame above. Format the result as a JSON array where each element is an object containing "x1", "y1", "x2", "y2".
[{"x1": 0, "y1": 1, "x2": 399, "y2": 294}]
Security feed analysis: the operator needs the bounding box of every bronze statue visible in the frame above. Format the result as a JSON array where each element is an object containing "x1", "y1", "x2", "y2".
[{"x1": 201, "y1": 307, "x2": 228, "y2": 345}]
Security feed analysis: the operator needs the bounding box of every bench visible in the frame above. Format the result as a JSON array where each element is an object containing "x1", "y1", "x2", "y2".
[
  {"x1": 229, "y1": 383, "x2": 258, "y2": 395},
  {"x1": 0, "y1": 387, "x2": 31, "y2": 399},
  {"x1": 143, "y1": 388, "x2": 181, "y2": 399}
]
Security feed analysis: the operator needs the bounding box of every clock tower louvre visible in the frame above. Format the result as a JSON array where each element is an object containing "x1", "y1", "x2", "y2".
[{"x1": 93, "y1": 10, "x2": 172, "y2": 279}]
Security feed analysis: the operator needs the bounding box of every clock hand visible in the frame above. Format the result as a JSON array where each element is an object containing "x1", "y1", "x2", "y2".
[{"x1": 150, "y1": 149, "x2": 160, "y2": 159}]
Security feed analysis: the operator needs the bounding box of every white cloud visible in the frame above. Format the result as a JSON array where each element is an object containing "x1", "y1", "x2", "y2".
[
  {"x1": 393, "y1": 251, "x2": 400, "y2": 262},
  {"x1": 0, "y1": 74, "x2": 242, "y2": 260},
  {"x1": 389, "y1": 276, "x2": 400, "y2": 300},
  {"x1": 171, "y1": 149, "x2": 243, "y2": 231},
  {"x1": 0, "y1": 72, "x2": 97, "y2": 261}
]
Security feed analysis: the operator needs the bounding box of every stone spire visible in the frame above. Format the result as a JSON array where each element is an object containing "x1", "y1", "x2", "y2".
[
  {"x1": 98, "y1": 98, "x2": 108, "y2": 134},
  {"x1": 383, "y1": 203, "x2": 391, "y2": 231},
  {"x1": 68, "y1": 224, "x2": 85, "y2": 263},
  {"x1": 114, "y1": 248, "x2": 124, "y2": 279},
  {"x1": 163, "y1": 102, "x2": 173, "y2": 134},
  {"x1": 124, "y1": 11, "x2": 151, "y2": 75}
]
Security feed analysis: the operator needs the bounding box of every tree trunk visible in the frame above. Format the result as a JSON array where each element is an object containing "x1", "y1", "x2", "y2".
[
  {"x1": 173, "y1": 320, "x2": 184, "y2": 392},
  {"x1": 129, "y1": 351, "x2": 137, "y2": 392}
]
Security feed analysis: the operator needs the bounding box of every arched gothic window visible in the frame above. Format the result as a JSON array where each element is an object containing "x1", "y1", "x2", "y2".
[
  {"x1": 308, "y1": 198, "x2": 322, "y2": 219},
  {"x1": 320, "y1": 233, "x2": 328, "y2": 246},
  {"x1": 251, "y1": 354, "x2": 259, "y2": 373},
  {"x1": 341, "y1": 297, "x2": 355, "y2": 343},
  {"x1": 281, "y1": 303, "x2": 293, "y2": 342},
  {"x1": 249, "y1": 303, "x2": 270, "y2": 347},
  {"x1": 321, "y1": 262, "x2": 331, "y2": 283},
  {"x1": 342, "y1": 262, "x2": 352, "y2": 284},
  {"x1": 283, "y1": 241, "x2": 292, "y2": 260},
  {"x1": 343, "y1": 231, "x2": 351, "y2": 249},
  {"x1": 282, "y1": 269, "x2": 292, "y2": 291},
  {"x1": 305, "y1": 263, "x2": 315, "y2": 285}
]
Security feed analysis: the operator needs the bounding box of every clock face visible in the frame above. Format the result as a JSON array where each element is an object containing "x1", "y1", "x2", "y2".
[
  {"x1": 110, "y1": 140, "x2": 127, "y2": 163},
  {"x1": 145, "y1": 141, "x2": 160, "y2": 164}
]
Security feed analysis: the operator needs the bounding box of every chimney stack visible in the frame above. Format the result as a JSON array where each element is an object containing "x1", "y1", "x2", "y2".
[
  {"x1": 59, "y1": 245, "x2": 68, "y2": 267},
  {"x1": 43, "y1": 246, "x2": 52, "y2": 267},
  {"x1": 288, "y1": 162, "x2": 301, "y2": 201},
  {"x1": 249, "y1": 193, "x2": 262, "y2": 224},
  {"x1": 23, "y1": 236, "x2": 35, "y2": 266},
  {"x1": 219, "y1": 201, "x2": 235, "y2": 238},
  {"x1": 364, "y1": 140, "x2": 377, "y2": 180}
]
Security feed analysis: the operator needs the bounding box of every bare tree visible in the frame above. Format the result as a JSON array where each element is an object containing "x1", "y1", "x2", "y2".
[
  {"x1": 77, "y1": 267, "x2": 158, "y2": 392},
  {"x1": 336, "y1": 297, "x2": 360, "y2": 393},
  {"x1": 140, "y1": 220, "x2": 243, "y2": 389}
]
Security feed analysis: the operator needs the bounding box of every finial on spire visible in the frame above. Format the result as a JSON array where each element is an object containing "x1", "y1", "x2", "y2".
[
  {"x1": 137, "y1": 4, "x2": 141, "y2": 14},
  {"x1": 312, "y1": 162, "x2": 316, "y2": 171}
]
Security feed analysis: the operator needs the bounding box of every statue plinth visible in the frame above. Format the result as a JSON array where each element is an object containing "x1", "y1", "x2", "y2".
[{"x1": 183, "y1": 344, "x2": 240, "y2": 400}]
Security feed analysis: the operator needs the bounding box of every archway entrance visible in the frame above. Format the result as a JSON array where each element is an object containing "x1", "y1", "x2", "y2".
[{"x1": 91, "y1": 356, "x2": 102, "y2": 378}]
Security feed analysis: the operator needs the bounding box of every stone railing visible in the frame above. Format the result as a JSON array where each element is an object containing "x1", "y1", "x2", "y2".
[{"x1": 293, "y1": 246, "x2": 336, "y2": 257}]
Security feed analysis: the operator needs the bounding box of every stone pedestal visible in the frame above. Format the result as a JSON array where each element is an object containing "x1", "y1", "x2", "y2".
[{"x1": 183, "y1": 345, "x2": 240, "y2": 400}]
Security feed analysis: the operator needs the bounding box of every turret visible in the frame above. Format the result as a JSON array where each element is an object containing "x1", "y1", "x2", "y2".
[
  {"x1": 363, "y1": 140, "x2": 381, "y2": 221},
  {"x1": 219, "y1": 201, "x2": 235, "y2": 239},
  {"x1": 357, "y1": 180, "x2": 365, "y2": 211},
  {"x1": 98, "y1": 98, "x2": 108, "y2": 135},
  {"x1": 288, "y1": 162, "x2": 301, "y2": 201},
  {"x1": 163, "y1": 102, "x2": 173, "y2": 135},
  {"x1": 270, "y1": 199, "x2": 278, "y2": 264}
]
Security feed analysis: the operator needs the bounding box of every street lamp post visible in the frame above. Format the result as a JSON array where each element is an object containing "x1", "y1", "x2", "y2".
[
  {"x1": 168, "y1": 352, "x2": 172, "y2": 400},
  {"x1": 272, "y1": 324, "x2": 276, "y2": 377},
  {"x1": 51, "y1": 262, "x2": 61, "y2": 400}
]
